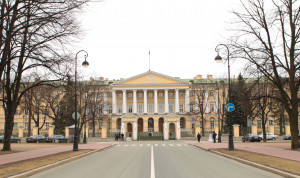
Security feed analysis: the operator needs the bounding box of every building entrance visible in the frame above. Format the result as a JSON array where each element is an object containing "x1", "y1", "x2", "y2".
[
  {"x1": 127, "y1": 123, "x2": 132, "y2": 137},
  {"x1": 169, "y1": 123, "x2": 176, "y2": 140}
]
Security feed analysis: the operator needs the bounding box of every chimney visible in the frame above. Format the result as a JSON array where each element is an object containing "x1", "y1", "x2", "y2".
[
  {"x1": 100, "y1": 77, "x2": 104, "y2": 81},
  {"x1": 196, "y1": 75, "x2": 202, "y2": 79},
  {"x1": 207, "y1": 75, "x2": 213, "y2": 79}
]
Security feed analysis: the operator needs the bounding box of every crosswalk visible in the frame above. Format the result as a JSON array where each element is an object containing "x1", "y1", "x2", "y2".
[{"x1": 115, "y1": 143, "x2": 189, "y2": 147}]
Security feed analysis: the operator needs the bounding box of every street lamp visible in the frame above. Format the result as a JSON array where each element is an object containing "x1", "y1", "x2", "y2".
[
  {"x1": 214, "y1": 44, "x2": 234, "y2": 150},
  {"x1": 216, "y1": 86, "x2": 222, "y2": 143},
  {"x1": 73, "y1": 50, "x2": 89, "y2": 151},
  {"x1": 83, "y1": 91, "x2": 88, "y2": 144}
]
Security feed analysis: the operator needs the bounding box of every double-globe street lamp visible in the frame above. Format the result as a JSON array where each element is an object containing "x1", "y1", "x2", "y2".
[
  {"x1": 73, "y1": 50, "x2": 89, "y2": 151},
  {"x1": 214, "y1": 44, "x2": 234, "y2": 150}
]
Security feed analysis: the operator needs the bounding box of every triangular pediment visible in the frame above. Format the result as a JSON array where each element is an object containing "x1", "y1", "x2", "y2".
[{"x1": 112, "y1": 71, "x2": 189, "y2": 86}]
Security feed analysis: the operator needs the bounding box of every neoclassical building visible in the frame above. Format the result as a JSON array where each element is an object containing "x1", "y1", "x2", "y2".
[
  {"x1": 107, "y1": 71, "x2": 222, "y2": 140},
  {"x1": 1, "y1": 70, "x2": 291, "y2": 140}
]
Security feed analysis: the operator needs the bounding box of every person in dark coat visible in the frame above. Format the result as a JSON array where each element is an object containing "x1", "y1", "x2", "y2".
[
  {"x1": 118, "y1": 132, "x2": 121, "y2": 141},
  {"x1": 197, "y1": 133, "x2": 201, "y2": 142},
  {"x1": 121, "y1": 133, "x2": 124, "y2": 141},
  {"x1": 213, "y1": 131, "x2": 217, "y2": 143},
  {"x1": 115, "y1": 133, "x2": 118, "y2": 141}
]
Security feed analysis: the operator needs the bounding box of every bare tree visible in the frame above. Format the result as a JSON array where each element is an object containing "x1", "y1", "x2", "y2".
[
  {"x1": 0, "y1": 0, "x2": 88, "y2": 151},
  {"x1": 229, "y1": 0, "x2": 300, "y2": 149}
]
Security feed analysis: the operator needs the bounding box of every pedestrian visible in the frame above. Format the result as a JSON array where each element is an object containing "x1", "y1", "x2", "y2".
[
  {"x1": 197, "y1": 133, "x2": 201, "y2": 143},
  {"x1": 115, "y1": 133, "x2": 118, "y2": 141},
  {"x1": 118, "y1": 132, "x2": 121, "y2": 141},
  {"x1": 213, "y1": 131, "x2": 217, "y2": 143},
  {"x1": 121, "y1": 133, "x2": 124, "y2": 141}
]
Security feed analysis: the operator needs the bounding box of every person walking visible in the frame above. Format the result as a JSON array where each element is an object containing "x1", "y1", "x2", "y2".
[
  {"x1": 121, "y1": 133, "x2": 124, "y2": 141},
  {"x1": 213, "y1": 131, "x2": 217, "y2": 143},
  {"x1": 197, "y1": 133, "x2": 201, "y2": 143}
]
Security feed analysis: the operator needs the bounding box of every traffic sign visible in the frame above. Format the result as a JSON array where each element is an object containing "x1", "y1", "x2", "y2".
[
  {"x1": 72, "y1": 112, "x2": 81, "y2": 120},
  {"x1": 226, "y1": 103, "x2": 235, "y2": 112}
]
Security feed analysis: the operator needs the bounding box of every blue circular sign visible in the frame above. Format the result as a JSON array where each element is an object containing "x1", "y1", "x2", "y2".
[{"x1": 226, "y1": 103, "x2": 235, "y2": 112}]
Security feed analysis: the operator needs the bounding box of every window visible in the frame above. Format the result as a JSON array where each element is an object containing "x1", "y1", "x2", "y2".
[
  {"x1": 190, "y1": 103, "x2": 194, "y2": 112},
  {"x1": 190, "y1": 92, "x2": 194, "y2": 97},
  {"x1": 24, "y1": 123, "x2": 28, "y2": 130},
  {"x1": 148, "y1": 104, "x2": 153, "y2": 113},
  {"x1": 89, "y1": 123, "x2": 93, "y2": 130},
  {"x1": 148, "y1": 93, "x2": 153, "y2": 97},
  {"x1": 138, "y1": 104, "x2": 143, "y2": 113},
  {"x1": 209, "y1": 103, "x2": 215, "y2": 112},
  {"x1": 257, "y1": 120, "x2": 262, "y2": 128},
  {"x1": 169, "y1": 92, "x2": 173, "y2": 97},
  {"x1": 210, "y1": 121, "x2": 215, "y2": 129},
  {"x1": 200, "y1": 92, "x2": 204, "y2": 96},
  {"x1": 159, "y1": 104, "x2": 164, "y2": 113},
  {"x1": 45, "y1": 123, "x2": 49, "y2": 130},
  {"x1": 128, "y1": 105, "x2": 133, "y2": 113},
  {"x1": 138, "y1": 93, "x2": 143, "y2": 98},
  {"x1": 169, "y1": 104, "x2": 174, "y2": 113},
  {"x1": 269, "y1": 120, "x2": 274, "y2": 125},
  {"x1": 118, "y1": 93, "x2": 122, "y2": 98},
  {"x1": 179, "y1": 104, "x2": 184, "y2": 112},
  {"x1": 158, "y1": 92, "x2": 163, "y2": 97},
  {"x1": 200, "y1": 121, "x2": 203, "y2": 128},
  {"x1": 99, "y1": 122, "x2": 102, "y2": 129},
  {"x1": 108, "y1": 105, "x2": 112, "y2": 114},
  {"x1": 128, "y1": 93, "x2": 133, "y2": 98},
  {"x1": 109, "y1": 93, "x2": 112, "y2": 98},
  {"x1": 209, "y1": 91, "x2": 214, "y2": 97},
  {"x1": 179, "y1": 92, "x2": 184, "y2": 97},
  {"x1": 13, "y1": 123, "x2": 18, "y2": 130},
  {"x1": 118, "y1": 105, "x2": 122, "y2": 114}
]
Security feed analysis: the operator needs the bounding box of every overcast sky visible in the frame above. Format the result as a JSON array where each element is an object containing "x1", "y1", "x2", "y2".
[{"x1": 76, "y1": 0, "x2": 245, "y2": 81}]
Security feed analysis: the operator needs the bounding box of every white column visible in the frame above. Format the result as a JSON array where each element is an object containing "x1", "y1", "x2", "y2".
[
  {"x1": 143, "y1": 89, "x2": 148, "y2": 114},
  {"x1": 195, "y1": 90, "x2": 199, "y2": 112},
  {"x1": 112, "y1": 90, "x2": 117, "y2": 114},
  {"x1": 122, "y1": 90, "x2": 127, "y2": 114},
  {"x1": 133, "y1": 121, "x2": 137, "y2": 140},
  {"x1": 185, "y1": 89, "x2": 190, "y2": 112},
  {"x1": 176, "y1": 120, "x2": 181, "y2": 140},
  {"x1": 175, "y1": 89, "x2": 179, "y2": 113},
  {"x1": 164, "y1": 89, "x2": 169, "y2": 113},
  {"x1": 104, "y1": 91, "x2": 108, "y2": 115},
  {"x1": 154, "y1": 89, "x2": 158, "y2": 114},
  {"x1": 133, "y1": 89, "x2": 137, "y2": 114},
  {"x1": 164, "y1": 122, "x2": 169, "y2": 140},
  {"x1": 205, "y1": 90, "x2": 209, "y2": 113},
  {"x1": 121, "y1": 122, "x2": 125, "y2": 135}
]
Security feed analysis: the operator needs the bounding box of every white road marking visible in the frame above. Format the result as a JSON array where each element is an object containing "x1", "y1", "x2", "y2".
[
  {"x1": 162, "y1": 144, "x2": 166, "y2": 146},
  {"x1": 139, "y1": 144, "x2": 143, "y2": 146},
  {"x1": 131, "y1": 144, "x2": 135, "y2": 146},
  {"x1": 177, "y1": 144, "x2": 182, "y2": 146},
  {"x1": 124, "y1": 145, "x2": 128, "y2": 147},
  {"x1": 169, "y1": 144, "x2": 174, "y2": 146},
  {"x1": 151, "y1": 146, "x2": 155, "y2": 178},
  {"x1": 154, "y1": 144, "x2": 158, "y2": 146},
  {"x1": 147, "y1": 144, "x2": 151, "y2": 146},
  {"x1": 184, "y1": 144, "x2": 188, "y2": 146}
]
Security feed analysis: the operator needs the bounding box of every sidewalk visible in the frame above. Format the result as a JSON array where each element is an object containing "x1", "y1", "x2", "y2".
[
  {"x1": 0, "y1": 143, "x2": 113, "y2": 166},
  {"x1": 192, "y1": 141, "x2": 300, "y2": 162}
]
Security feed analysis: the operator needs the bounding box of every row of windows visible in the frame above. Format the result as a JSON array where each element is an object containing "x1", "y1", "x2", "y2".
[
  {"x1": 117, "y1": 91, "x2": 221, "y2": 98},
  {"x1": 116, "y1": 103, "x2": 217, "y2": 114}
]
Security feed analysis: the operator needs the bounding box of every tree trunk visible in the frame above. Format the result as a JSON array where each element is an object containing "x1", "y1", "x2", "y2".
[{"x1": 2, "y1": 108, "x2": 15, "y2": 151}]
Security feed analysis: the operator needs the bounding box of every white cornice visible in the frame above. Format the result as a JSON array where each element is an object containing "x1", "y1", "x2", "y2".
[{"x1": 111, "y1": 71, "x2": 190, "y2": 86}]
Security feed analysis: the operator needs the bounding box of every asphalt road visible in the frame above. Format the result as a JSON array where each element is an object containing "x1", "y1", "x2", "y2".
[{"x1": 30, "y1": 141, "x2": 282, "y2": 178}]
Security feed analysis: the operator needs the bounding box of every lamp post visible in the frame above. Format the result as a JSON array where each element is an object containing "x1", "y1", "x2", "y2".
[
  {"x1": 73, "y1": 50, "x2": 89, "y2": 151},
  {"x1": 216, "y1": 86, "x2": 222, "y2": 143},
  {"x1": 83, "y1": 91, "x2": 87, "y2": 144},
  {"x1": 214, "y1": 44, "x2": 234, "y2": 150}
]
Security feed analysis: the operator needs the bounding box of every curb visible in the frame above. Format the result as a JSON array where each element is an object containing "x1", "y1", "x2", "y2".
[
  {"x1": 193, "y1": 145, "x2": 300, "y2": 178},
  {"x1": 8, "y1": 144, "x2": 115, "y2": 178}
]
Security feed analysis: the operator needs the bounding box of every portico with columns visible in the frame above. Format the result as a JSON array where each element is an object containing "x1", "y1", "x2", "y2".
[{"x1": 110, "y1": 71, "x2": 190, "y2": 140}]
